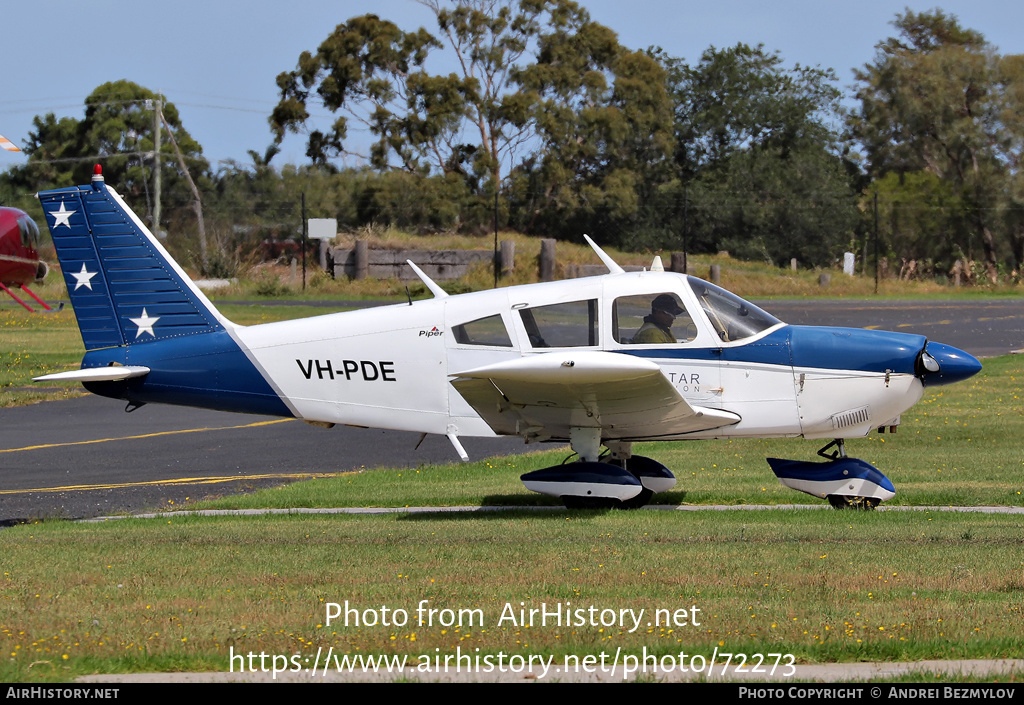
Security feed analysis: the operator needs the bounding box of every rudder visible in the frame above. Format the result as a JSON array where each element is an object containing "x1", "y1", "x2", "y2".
[{"x1": 38, "y1": 167, "x2": 227, "y2": 351}]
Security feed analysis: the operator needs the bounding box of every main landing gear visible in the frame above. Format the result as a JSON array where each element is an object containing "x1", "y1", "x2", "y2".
[
  {"x1": 519, "y1": 431, "x2": 676, "y2": 510},
  {"x1": 519, "y1": 431, "x2": 895, "y2": 511},
  {"x1": 767, "y1": 439, "x2": 896, "y2": 510}
]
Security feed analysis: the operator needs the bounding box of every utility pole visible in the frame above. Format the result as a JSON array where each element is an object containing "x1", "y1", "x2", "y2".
[
  {"x1": 873, "y1": 191, "x2": 879, "y2": 295},
  {"x1": 682, "y1": 187, "x2": 689, "y2": 274},
  {"x1": 152, "y1": 96, "x2": 162, "y2": 237},
  {"x1": 493, "y1": 184, "x2": 499, "y2": 289},
  {"x1": 160, "y1": 111, "x2": 208, "y2": 271},
  {"x1": 301, "y1": 192, "x2": 307, "y2": 292}
]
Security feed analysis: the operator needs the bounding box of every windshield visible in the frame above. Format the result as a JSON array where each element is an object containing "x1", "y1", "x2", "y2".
[
  {"x1": 18, "y1": 216, "x2": 40, "y2": 248},
  {"x1": 687, "y1": 278, "x2": 781, "y2": 342}
]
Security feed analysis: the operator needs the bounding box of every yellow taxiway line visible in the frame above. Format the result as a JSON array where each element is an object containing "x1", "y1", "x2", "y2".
[
  {"x1": 0, "y1": 471, "x2": 356, "y2": 495},
  {"x1": 0, "y1": 417, "x2": 353, "y2": 494},
  {"x1": 0, "y1": 418, "x2": 293, "y2": 455}
]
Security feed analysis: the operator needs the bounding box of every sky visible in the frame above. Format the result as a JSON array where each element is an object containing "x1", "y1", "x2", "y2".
[{"x1": 3, "y1": 0, "x2": 1024, "y2": 176}]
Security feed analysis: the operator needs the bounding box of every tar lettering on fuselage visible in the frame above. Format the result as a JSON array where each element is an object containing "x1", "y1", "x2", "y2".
[{"x1": 296, "y1": 359, "x2": 396, "y2": 382}]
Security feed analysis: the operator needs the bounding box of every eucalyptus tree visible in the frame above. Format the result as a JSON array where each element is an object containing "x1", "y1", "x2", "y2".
[
  {"x1": 270, "y1": 0, "x2": 674, "y2": 238},
  {"x1": 7, "y1": 80, "x2": 207, "y2": 229},
  {"x1": 849, "y1": 9, "x2": 1024, "y2": 280},
  {"x1": 661, "y1": 43, "x2": 857, "y2": 266}
]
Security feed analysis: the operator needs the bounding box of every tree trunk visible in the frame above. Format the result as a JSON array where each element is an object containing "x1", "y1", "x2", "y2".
[
  {"x1": 1009, "y1": 224, "x2": 1024, "y2": 276},
  {"x1": 979, "y1": 222, "x2": 999, "y2": 283}
]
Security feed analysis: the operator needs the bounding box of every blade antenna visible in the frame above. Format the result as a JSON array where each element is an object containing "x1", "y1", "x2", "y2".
[
  {"x1": 583, "y1": 234, "x2": 625, "y2": 275},
  {"x1": 406, "y1": 260, "x2": 449, "y2": 299}
]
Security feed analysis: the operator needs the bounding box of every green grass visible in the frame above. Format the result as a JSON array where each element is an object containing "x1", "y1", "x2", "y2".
[
  {"x1": 1, "y1": 356, "x2": 1023, "y2": 682},
  {"x1": 3, "y1": 510, "x2": 1023, "y2": 682},
  {"x1": 0, "y1": 307, "x2": 86, "y2": 407}
]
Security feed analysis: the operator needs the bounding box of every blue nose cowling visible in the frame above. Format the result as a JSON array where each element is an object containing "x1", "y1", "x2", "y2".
[{"x1": 921, "y1": 342, "x2": 982, "y2": 386}]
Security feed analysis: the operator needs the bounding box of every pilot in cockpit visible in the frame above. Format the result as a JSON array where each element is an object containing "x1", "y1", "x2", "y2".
[{"x1": 631, "y1": 294, "x2": 685, "y2": 344}]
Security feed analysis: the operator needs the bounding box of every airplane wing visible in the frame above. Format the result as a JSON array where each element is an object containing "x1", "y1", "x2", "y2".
[{"x1": 450, "y1": 351, "x2": 739, "y2": 442}]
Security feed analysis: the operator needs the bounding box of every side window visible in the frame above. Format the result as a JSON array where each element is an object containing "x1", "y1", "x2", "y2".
[
  {"x1": 518, "y1": 300, "x2": 597, "y2": 348},
  {"x1": 452, "y1": 314, "x2": 513, "y2": 347},
  {"x1": 614, "y1": 293, "x2": 697, "y2": 345}
]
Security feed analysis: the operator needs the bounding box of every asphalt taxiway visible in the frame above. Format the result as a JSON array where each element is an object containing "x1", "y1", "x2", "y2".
[
  {"x1": 759, "y1": 298, "x2": 1023, "y2": 358},
  {"x1": 0, "y1": 399, "x2": 526, "y2": 523}
]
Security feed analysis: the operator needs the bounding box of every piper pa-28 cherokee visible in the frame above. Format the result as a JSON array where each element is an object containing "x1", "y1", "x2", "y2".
[{"x1": 35, "y1": 167, "x2": 982, "y2": 509}]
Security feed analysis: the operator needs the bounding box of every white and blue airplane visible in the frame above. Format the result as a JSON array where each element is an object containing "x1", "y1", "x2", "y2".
[{"x1": 34, "y1": 167, "x2": 982, "y2": 509}]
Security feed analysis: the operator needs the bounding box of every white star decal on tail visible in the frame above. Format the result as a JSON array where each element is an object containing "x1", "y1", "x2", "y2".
[
  {"x1": 71, "y1": 263, "x2": 97, "y2": 291},
  {"x1": 130, "y1": 308, "x2": 159, "y2": 339},
  {"x1": 49, "y1": 201, "x2": 76, "y2": 228}
]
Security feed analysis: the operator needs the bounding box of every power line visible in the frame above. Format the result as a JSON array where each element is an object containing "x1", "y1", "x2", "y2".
[{"x1": 11, "y1": 151, "x2": 209, "y2": 167}]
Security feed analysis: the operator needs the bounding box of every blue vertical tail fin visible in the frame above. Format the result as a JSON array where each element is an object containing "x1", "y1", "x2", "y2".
[{"x1": 38, "y1": 167, "x2": 229, "y2": 351}]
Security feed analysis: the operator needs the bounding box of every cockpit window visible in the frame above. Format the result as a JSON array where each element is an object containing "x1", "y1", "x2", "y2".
[
  {"x1": 688, "y1": 278, "x2": 781, "y2": 342},
  {"x1": 452, "y1": 314, "x2": 513, "y2": 347},
  {"x1": 613, "y1": 293, "x2": 697, "y2": 345},
  {"x1": 518, "y1": 299, "x2": 597, "y2": 348},
  {"x1": 18, "y1": 216, "x2": 39, "y2": 249}
]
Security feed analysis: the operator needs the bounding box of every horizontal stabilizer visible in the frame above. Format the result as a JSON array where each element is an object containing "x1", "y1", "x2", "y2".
[{"x1": 34, "y1": 366, "x2": 151, "y2": 383}]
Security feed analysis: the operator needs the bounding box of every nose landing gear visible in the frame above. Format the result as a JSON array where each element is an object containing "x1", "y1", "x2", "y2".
[{"x1": 768, "y1": 439, "x2": 895, "y2": 510}]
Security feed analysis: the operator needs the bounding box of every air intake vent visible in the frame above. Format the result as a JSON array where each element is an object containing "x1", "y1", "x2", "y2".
[{"x1": 831, "y1": 406, "x2": 870, "y2": 430}]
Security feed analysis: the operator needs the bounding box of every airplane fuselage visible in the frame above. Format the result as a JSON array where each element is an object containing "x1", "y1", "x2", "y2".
[{"x1": 79, "y1": 270, "x2": 958, "y2": 446}]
